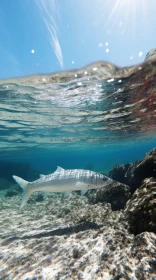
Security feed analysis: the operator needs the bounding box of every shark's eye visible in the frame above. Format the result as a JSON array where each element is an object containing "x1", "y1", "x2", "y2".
[{"x1": 102, "y1": 176, "x2": 108, "y2": 181}]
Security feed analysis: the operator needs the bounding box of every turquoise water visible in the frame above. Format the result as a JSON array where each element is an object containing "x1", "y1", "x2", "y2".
[
  {"x1": 0, "y1": 59, "x2": 155, "y2": 176},
  {"x1": 1, "y1": 141, "x2": 156, "y2": 176}
]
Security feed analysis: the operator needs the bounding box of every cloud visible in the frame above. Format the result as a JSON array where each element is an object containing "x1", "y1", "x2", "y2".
[{"x1": 35, "y1": 0, "x2": 63, "y2": 68}]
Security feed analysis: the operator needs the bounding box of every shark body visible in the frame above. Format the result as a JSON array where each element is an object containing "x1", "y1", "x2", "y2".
[{"x1": 13, "y1": 166, "x2": 113, "y2": 208}]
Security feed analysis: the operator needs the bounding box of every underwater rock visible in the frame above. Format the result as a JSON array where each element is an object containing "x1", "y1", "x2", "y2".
[
  {"x1": 5, "y1": 189, "x2": 19, "y2": 198},
  {"x1": 125, "y1": 177, "x2": 156, "y2": 234},
  {"x1": 108, "y1": 163, "x2": 131, "y2": 185},
  {"x1": 125, "y1": 148, "x2": 156, "y2": 193},
  {"x1": 89, "y1": 181, "x2": 131, "y2": 210},
  {"x1": 5, "y1": 184, "x2": 22, "y2": 197},
  {"x1": 109, "y1": 148, "x2": 156, "y2": 193},
  {"x1": 27, "y1": 193, "x2": 44, "y2": 204}
]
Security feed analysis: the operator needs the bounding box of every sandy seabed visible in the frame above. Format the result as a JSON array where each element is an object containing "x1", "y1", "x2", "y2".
[{"x1": 0, "y1": 192, "x2": 156, "y2": 280}]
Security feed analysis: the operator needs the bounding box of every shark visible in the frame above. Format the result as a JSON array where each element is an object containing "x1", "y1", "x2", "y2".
[{"x1": 13, "y1": 166, "x2": 113, "y2": 208}]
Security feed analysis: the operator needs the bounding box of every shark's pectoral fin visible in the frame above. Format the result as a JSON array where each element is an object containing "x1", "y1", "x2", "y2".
[
  {"x1": 81, "y1": 189, "x2": 87, "y2": 195},
  {"x1": 75, "y1": 182, "x2": 88, "y2": 195},
  {"x1": 64, "y1": 191, "x2": 71, "y2": 198},
  {"x1": 75, "y1": 182, "x2": 88, "y2": 188}
]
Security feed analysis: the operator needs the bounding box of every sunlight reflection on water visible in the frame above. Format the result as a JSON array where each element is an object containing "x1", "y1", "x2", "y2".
[{"x1": 0, "y1": 58, "x2": 155, "y2": 154}]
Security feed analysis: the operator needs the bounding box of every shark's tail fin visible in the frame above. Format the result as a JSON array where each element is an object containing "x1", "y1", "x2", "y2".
[{"x1": 13, "y1": 175, "x2": 32, "y2": 208}]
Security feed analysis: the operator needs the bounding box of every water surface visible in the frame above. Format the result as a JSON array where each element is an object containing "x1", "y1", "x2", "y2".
[{"x1": 0, "y1": 58, "x2": 155, "y2": 171}]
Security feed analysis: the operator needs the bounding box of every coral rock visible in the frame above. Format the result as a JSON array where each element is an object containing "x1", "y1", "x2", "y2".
[
  {"x1": 125, "y1": 177, "x2": 156, "y2": 234},
  {"x1": 108, "y1": 163, "x2": 130, "y2": 185},
  {"x1": 109, "y1": 148, "x2": 156, "y2": 193},
  {"x1": 89, "y1": 181, "x2": 131, "y2": 210}
]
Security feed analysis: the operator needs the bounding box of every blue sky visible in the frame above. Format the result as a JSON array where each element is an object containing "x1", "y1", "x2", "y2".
[{"x1": 0, "y1": 0, "x2": 155, "y2": 79}]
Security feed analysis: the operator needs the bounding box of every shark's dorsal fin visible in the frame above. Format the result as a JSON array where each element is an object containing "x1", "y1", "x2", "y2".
[
  {"x1": 39, "y1": 174, "x2": 45, "y2": 178},
  {"x1": 55, "y1": 166, "x2": 64, "y2": 172}
]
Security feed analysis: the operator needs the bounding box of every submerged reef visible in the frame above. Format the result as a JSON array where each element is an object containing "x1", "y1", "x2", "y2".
[
  {"x1": 0, "y1": 149, "x2": 156, "y2": 279},
  {"x1": 125, "y1": 177, "x2": 156, "y2": 235},
  {"x1": 88, "y1": 181, "x2": 131, "y2": 210},
  {"x1": 109, "y1": 148, "x2": 156, "y2": 193}
]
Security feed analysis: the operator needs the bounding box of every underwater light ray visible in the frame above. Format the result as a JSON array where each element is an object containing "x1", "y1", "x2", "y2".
[
  {"x1": 104, "y1": 0, "x2": 144, "y2": 30},
  {"x1": 141, "y1": 0, "x2": 150, "y2": 36},
  {"x1": 121, "y1": 0, "x2": 130, "y2": 34},
  {"x1": 104, "y1": 0, "x2": 121, "y2": 26},
  {"x1": 34, "y1": 0, "x2": 63, "y2": 69}
]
